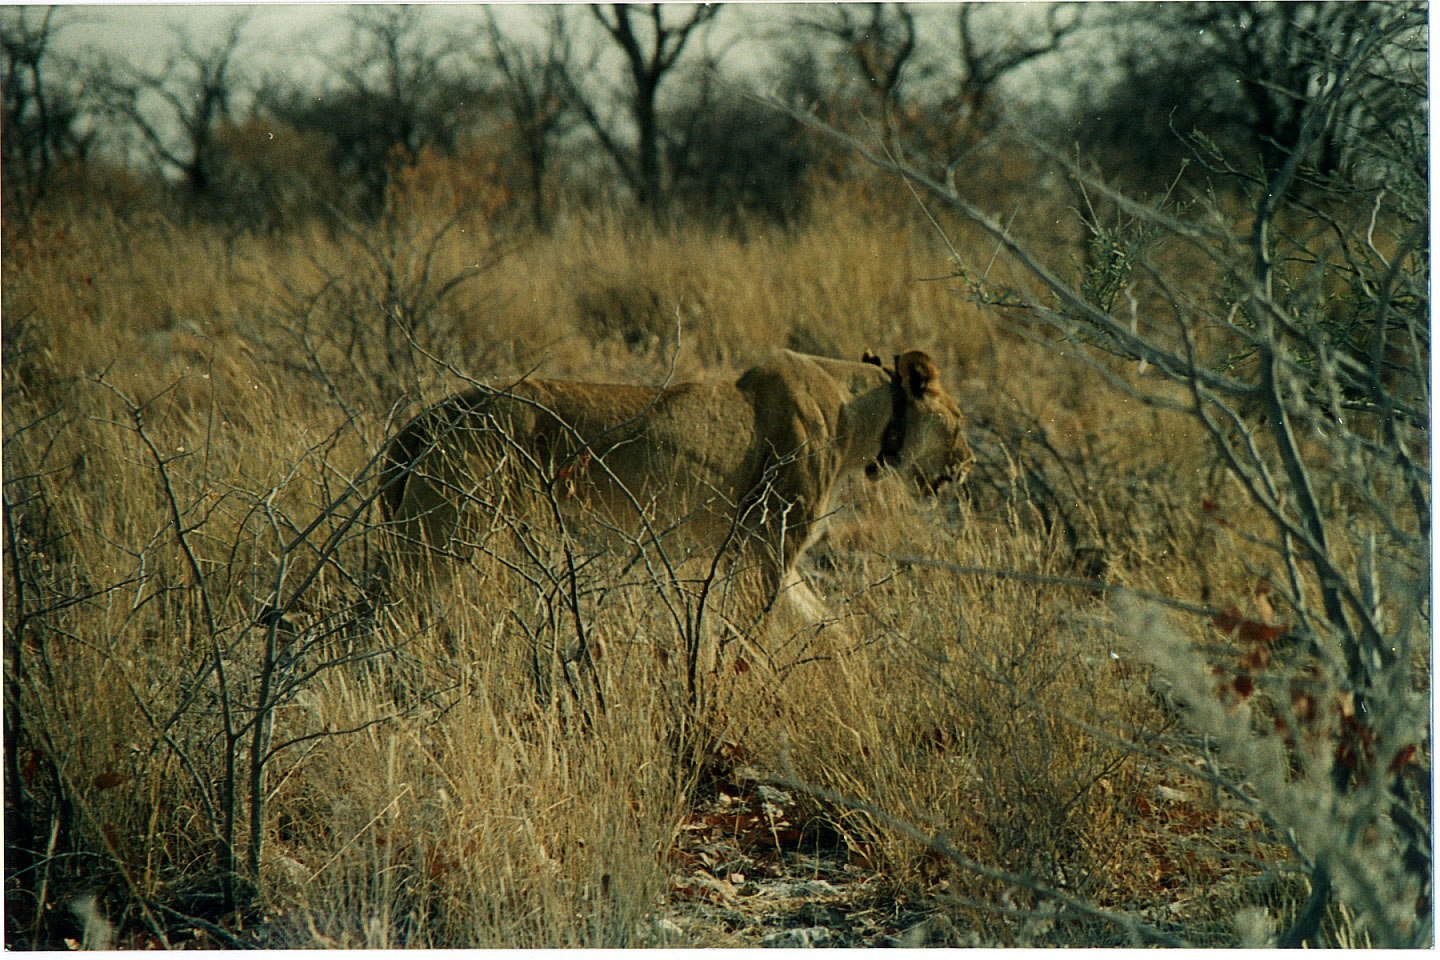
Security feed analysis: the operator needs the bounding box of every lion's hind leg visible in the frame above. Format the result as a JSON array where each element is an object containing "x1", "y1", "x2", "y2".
[{"x1": 381, "y1": 418, "x2": 527, "y2": 596}]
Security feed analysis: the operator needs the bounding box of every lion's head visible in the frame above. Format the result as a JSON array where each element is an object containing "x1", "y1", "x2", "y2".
[{"x1": 865, "y1": 350, "x2": 974, "y2": 492}]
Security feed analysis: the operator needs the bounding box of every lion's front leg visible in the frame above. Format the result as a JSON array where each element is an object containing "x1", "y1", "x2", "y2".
[
  {"x1": 727, "y1": 489, "x2": 816, "y2": 636},
  {"x1": 703, "y1": 449, "x2": 834, "y2": 669}
]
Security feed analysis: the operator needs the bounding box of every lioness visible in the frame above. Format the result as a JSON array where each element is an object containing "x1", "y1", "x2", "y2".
[{"x1": 379, "y1": 349, "x2": 972, "y2": 623}]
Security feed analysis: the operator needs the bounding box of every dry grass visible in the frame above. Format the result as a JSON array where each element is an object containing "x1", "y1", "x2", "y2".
[{"x1": 2, "y1": 164, "x2": 1413, "y2": 948}]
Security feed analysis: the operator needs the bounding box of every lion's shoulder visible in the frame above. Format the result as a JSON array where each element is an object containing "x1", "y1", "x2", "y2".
[
  {"x1": 736, "y1": 350, "x2": 839, "y2": 398},
  {"x1": 732, "y1": 352, "x2": 891, "y2": 465},
  {"x1": 739, "y1": 349, "x2": 887, "y2": 421}
]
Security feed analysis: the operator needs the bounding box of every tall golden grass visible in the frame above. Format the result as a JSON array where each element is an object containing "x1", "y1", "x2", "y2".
[{"x1": 2, "y1": 159, "x2": 1396, "y2": 948}]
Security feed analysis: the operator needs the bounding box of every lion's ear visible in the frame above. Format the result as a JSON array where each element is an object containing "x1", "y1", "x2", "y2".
[
  {"x1": 861, "y1": 350, "x2": 883, "y2": 367},
  {"x1": 898, "y1": 350, "x2": 939, "y2": 397}
]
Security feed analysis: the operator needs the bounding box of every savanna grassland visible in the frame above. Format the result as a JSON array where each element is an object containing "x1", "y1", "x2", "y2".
[{"x1": 3, "y1": 127, "x2": 1428, "y2": 949}]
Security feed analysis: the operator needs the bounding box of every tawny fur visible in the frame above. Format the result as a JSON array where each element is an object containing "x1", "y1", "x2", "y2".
[{"x1": 379, "y1": 349, "x2": 972, "y2": 619}]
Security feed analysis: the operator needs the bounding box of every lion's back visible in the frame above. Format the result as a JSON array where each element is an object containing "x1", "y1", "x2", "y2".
[
  {"x1": 568, "y1": 378, "x2": 767, "y2": 503},
  {"x1": 380, "y1": 352, "x2": 854, "y2": 546}
]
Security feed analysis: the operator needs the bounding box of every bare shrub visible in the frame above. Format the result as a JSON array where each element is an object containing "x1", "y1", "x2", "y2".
[
  {"x1": 758, "y1": 0, "x2": 1428, "y2": 946},
  {"x1": 10, "y1": 42, "x2": 1424, "y2": 940}
]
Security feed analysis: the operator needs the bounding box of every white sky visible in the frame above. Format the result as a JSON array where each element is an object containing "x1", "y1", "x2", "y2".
[
  {"x1": 20, "y1": 1, "x2": 1083, "y2": 152},
  {"x1": 35, "y1": 3, "x2": 1055, "y2": 86},
  {"x1": 47, "y1": 4, "x2": 565, "y2": 77},
  {"x1": 45, "y1": 3, "x2": 802, "y2": 73}
]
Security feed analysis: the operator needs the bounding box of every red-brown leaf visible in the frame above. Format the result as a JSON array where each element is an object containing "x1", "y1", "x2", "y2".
[
  {"x1": 1200, "y1": 498, "x2": 1230, "y2": 526},
  {"x1": 1388, "y1": 743, "x2": 1418, "y2": 774},
  {"x1": 1211, "y1": 608, "x2": 1289, "y2": 644},
  {"x1": 93, "y1": 771, "x2": 128, "y2": 790}
]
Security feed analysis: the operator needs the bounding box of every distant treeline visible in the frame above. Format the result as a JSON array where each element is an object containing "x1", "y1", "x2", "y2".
[{"x1": 2, "y1": 2, "x2": 1425, "y2": 230}]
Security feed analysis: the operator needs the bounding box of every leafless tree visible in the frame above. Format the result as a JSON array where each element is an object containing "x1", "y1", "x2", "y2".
[
  {"x1": 90, "y1": 13, "x2": 250, "y2": 200},
  {"x1": 1, "y1": 7, "x2": 92, "y2": 220},
  {"x1": 481, "y1": 7, "x2": 582, "y2": 229},
  {"x1": 764, "y1": 0, "x2": 1428, "y2": 946},
  {"x1": 1081, "y1": 2, "x2": 1418, "y2": 177},
  {"x1": 800, "y1": 3, "x2": 919, "y2": 111},
  {"x1": 784, "y1": 3, "x2": 1082, "y2": 161},
  {"x1": 560, "y1": 3, "x2": 721, "y2": 214},
  {"x1": 261, "y1": 6, "x2": 481, "y2": 215},
  {"x1": 326, "y1": 6, "x2": 470, "y2": 167},
  {"x1": 953, "y1": 3, "x2": 1081, "y2": 133}
]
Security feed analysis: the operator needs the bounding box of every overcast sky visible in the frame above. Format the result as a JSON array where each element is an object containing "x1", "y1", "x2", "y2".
[
  {"x1": 23, "y1": 0, "x2": 1085, "y2": 149},
  {"x1": 47, "y1": 3, "x2": 814, "y2": 75},
  {"x1": 37, "y1": 3, "x2": 1066, "y2": 87},
  {"x1": 50, "y1": 4, "x2": 565, "y2": 76}
]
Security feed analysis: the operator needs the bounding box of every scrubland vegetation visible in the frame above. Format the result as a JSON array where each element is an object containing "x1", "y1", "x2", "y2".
[{"x1": 4, "y1": 1, "x2": 1430, "y2": 949}]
